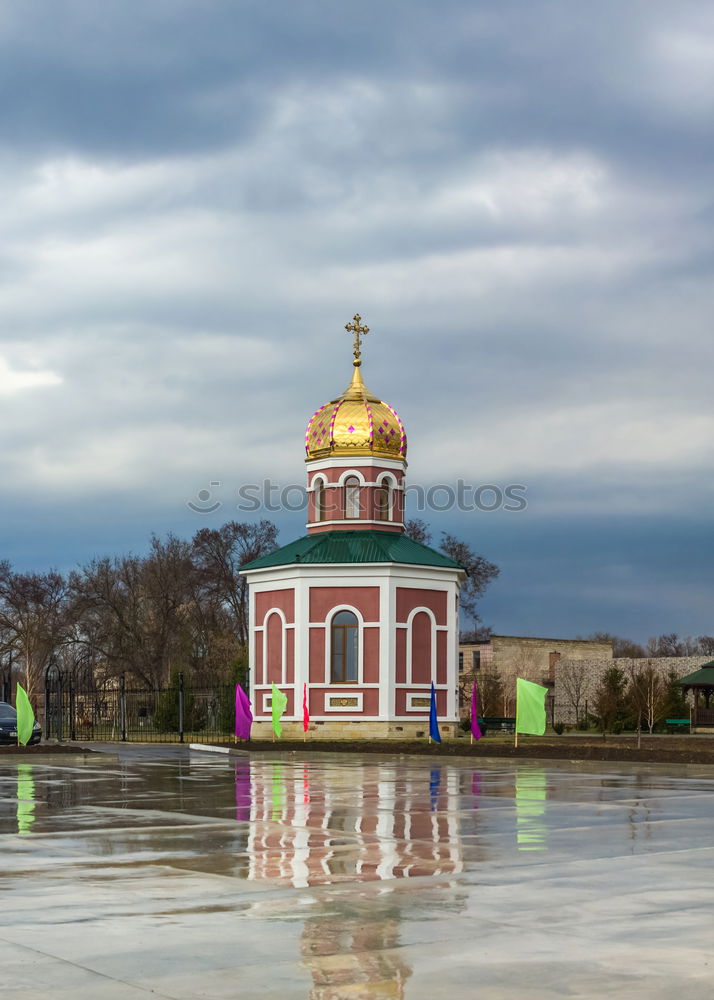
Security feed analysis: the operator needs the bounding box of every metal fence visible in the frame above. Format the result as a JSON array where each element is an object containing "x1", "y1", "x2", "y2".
[{"x1": 44, "y1": 672, "x2": 235, "y2": 743}]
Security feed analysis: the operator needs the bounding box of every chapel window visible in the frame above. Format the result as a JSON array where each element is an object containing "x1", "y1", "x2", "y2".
[
  {"x1": 315, "y1": 480, "x2": 326, "y2": 521},
  {"x1": 344, "y1": 477, "x2": 360, "y2": 519},
  {"x1": 375, "y1": 484, "x2": 390, "y2": 520},
  {"x1": 331, "y1": 610, "x2": 358, "y2": 683}
]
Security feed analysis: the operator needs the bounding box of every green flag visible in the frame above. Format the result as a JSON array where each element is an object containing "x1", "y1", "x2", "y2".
[
  {"x1": 17, "y1": 764, "x2": 36, "y2": 834},
  {"x1": 271, "y1": 683, "x2": 287, "y2": 739},
  {"x1": 16, "y1": 685, "x2": 35, "y2": 746},
  {"x1": 516, "y1": 678, "x2": 548, "y2": 735}
]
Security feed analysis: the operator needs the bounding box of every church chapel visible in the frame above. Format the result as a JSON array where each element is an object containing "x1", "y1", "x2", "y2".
[{"x1": 240, "y1": 316, "x2": 465, "y2": 738}]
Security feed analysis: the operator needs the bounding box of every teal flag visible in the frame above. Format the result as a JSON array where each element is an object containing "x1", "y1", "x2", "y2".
[
  {"x1": 271, "y1": 683, "x2": 287, "y2": 739},
  {"x1": 16, "y1": 685, "x2": 35, "y2": 746},
  {"x1": 515, "y1": 678, "x2": 548, "y2": 735}
]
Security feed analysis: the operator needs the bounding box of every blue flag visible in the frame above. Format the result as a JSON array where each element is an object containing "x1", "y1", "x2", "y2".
[{"x1": 429, "y1": 682, "x2": 442, "y2": 743}]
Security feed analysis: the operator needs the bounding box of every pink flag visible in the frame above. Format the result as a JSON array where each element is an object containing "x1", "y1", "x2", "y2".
[
  {"x1": 302, "y1": 683, "x2": 310, "y2": 733},
  {"x1": 235, "y1": 683, "x2": 253, "y2": 741},
  {"x1": 471, "y1": 682, "x2": 483, "y2": 741}
]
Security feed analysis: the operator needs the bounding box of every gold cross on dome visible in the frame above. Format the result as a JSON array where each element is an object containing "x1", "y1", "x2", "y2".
[{"x1": 345, "y1": 314, "x2": 369, "y2": 365}]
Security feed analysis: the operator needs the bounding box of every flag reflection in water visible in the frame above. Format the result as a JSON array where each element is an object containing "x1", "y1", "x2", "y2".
[
  {"x1": 234, "y1": 761, "x2": 251, "y2": 823},
  {"x1": 515, "y1": 768, "x2": 548, "y2": 851},
  {"x1": 17, "y1": 764, "x2": 36, "y2": 835}
]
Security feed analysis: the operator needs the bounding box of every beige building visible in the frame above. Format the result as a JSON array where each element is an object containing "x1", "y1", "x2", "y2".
[{"x1": 459, "y1": 634, "x2": 614, "y2": 718}]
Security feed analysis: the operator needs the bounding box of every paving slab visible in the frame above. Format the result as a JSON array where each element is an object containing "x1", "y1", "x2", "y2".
[{"x1": 1, "y1": 746, "x2": 713, "y2": 998}]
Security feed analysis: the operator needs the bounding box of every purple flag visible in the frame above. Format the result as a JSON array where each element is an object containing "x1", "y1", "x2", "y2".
[
  {"x1": 235, "y1": 683, "x2": 253, "y2": 741},
  {"x1": 234, "y1": 762, "x2": 251, "y2": 822},
  {"x1": 471, "y1": 682, "x2": 483, "y2": 741}
]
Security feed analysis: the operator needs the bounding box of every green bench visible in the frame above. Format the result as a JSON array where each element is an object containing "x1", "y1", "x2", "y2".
[
  {"x1": 479, "y1": 716, "x2": 516, "y2": 734},
  {"x1": 665, "y1": 718, "x2": 691, "y2": 732}
]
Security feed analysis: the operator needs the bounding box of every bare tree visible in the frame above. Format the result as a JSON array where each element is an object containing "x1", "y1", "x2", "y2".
[
  {"x1": 558, "y1": 659, "x2": 590, "y2": 723},
  {"x1": 191, "y1": 520, "x2": 278, "y2": 649},
  {"x1": 404, "y1": 519, "x2": 432, "y2": 545},
  {"x1": 439, "y1": 532, "x2": 499, "y2": 623},
  {"x1": 0, "y1": 564, "x2": 70, "y2": 702},
  {"x1": 70, "y1": 535, "x2": 196, "y2": 690},
  {"x1": 646, "y1": 634, "x2": 684, "y2": 657},
  {"x1": 474, "y1": 671, "x2": 504, "y2": 718},
  {"x1": 627, "y1": 661, "x2": 666, "y2": 745},
  {"x1": 588, "y1": 632, "x2": 645, "y2": 657}
]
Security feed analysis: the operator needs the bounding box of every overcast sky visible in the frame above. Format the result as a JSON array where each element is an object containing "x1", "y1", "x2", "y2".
[{"x1": 1, "y1": 0, "x2": 712, "y2": 643}]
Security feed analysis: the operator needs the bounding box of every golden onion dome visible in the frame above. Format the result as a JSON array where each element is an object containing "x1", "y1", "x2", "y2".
[{"x1": 305, "y1": 365, "x2": 407, "y2": 461}]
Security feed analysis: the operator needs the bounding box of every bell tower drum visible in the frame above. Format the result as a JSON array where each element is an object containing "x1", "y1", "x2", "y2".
[{"x1": 305, "y1": 315, "x2": 407, "y2": 534}]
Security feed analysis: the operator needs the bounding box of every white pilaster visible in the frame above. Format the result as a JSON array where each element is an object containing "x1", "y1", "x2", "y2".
[
  {"x1": 294, "y1": 576, "x2": 309, "y2": 719},
  {"x1": 378, "y1": 577, "x2": 395, "y2": 719}
]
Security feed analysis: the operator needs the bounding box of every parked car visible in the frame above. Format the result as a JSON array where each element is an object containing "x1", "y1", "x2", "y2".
[{"x1": 0, "y1": 701, "x2": 42, "y2": 745}]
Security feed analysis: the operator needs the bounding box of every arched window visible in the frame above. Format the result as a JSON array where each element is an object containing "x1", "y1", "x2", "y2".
[
  {"x1": 331, "y1": 610, "x2": 358, "y2": 682},
  {"x1": 375, "y1": 484, "x2": 390, "y2": 520},
  {"x1": 344, "y1": 476, "x2": 360, "y2": 519},
  {"x1": 410, "y1": 610, "x2": 433, "y2": 684},
  {"x1": 315, "y1": 480, "x2": 326, "y2": 521},
  {"x1": 265, "y1": 611, "x2": 284, "y2": 684}
]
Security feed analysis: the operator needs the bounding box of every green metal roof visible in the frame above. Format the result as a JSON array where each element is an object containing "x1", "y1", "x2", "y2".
[
  {"x1": 677, "y1": 661, "x2": 714, "y2": 687},
  {"x1": 241, "y1": 530, "x2": 464, "y2": 572}
]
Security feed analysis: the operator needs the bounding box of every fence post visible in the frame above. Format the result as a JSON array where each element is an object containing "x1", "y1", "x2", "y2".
[
  {"x1": 57, "y1": 672, "x2": 63, "y2": 743},
  {"x1": 178, "y1": 672, "x2": 185, "y2": 744},
  {"x1": 69, "y1": 676, "x2": 76, "y2": 741},
  {"x1": 120, "y1": 674, "x2": 127, "y2": 742},
  {"x1": 44, "y1": 678, "x2": 51, "y2": 741}
]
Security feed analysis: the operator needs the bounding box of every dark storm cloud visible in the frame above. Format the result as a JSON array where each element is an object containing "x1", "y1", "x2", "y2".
[
  {"x1": 0, "y1": 0, "x2": 712, "y2": 640},
  {"x1": 1, "y1": 0, "x2": 711, "y2": 174}
]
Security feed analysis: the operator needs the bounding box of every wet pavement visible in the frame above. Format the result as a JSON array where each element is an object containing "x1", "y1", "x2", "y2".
[{"x1": 1, "y1": 745, "x2": 714, "y2": 998}]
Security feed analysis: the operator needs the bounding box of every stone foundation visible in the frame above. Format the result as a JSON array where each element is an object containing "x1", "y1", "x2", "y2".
[{"x1": 249, "y1": 720, "x2": 458, "y2": 741}]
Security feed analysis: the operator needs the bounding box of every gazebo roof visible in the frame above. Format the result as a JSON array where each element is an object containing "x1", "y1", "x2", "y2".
[{"x1": 677, "y1": 661, "x2": 714, "y2": 687}]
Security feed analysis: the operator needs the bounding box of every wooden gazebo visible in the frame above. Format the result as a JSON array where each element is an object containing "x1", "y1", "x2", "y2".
[{"x1": 678, "y1": 661, "x2": 714, "y2": 730}]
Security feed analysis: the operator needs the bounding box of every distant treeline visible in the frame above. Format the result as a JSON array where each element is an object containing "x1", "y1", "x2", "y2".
[
  {"x1": 0, "y1": 521, "x2": 278, "y2": 701},
  {"x1": 1, "y1": 517, "x2": 501, "y2": 703},
  {"x1": 584, "y1": 631, "x2": 714, "y2": 659}
]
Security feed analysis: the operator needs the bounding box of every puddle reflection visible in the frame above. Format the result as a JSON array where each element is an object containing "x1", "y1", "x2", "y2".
[
  {"x1": 300, "y1": 894, "x2": 413, "y2": 999},
  {"x1": 515, "y1": 769, "x2": 548, "y2": 851},
  {"x1": 16, "y1": 764, "x2": 35, "y2": 835},
  {"x1": 243, "y1": 760, "x2": 464, "y2": 888}
]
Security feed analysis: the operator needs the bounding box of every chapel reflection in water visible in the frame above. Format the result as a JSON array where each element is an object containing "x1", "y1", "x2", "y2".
[
  {"x1": 239, "y1": 759, "x2": 464, "y2": 887},
  {"x1": 238, "y1": 758, "x2": 468, "y2": 998},
  {"x1": 300, "y1": 894, "x2": 413, "y2": 1000}
]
